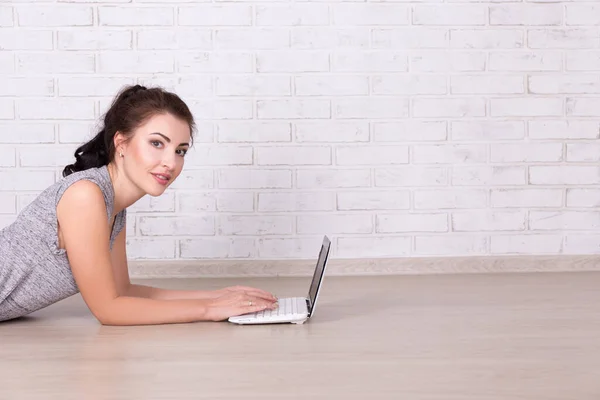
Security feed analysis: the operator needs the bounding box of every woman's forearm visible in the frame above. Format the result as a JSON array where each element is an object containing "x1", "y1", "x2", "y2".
[
  {"x1": 126, "y1": 283, "x2": 215, "y2": 300},
  {"x1": 96, "y1": 296, "x2": 209, "y2": 326}
]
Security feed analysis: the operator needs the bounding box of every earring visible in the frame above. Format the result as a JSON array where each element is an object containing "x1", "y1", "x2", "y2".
[{"x1": 120, "y1": 151, "x2": 123, "y2": 158}]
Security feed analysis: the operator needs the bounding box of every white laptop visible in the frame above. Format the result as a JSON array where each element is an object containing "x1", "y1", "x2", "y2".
[{"x1": 228, "y1": 236, "x2": 331, "y2": 325}]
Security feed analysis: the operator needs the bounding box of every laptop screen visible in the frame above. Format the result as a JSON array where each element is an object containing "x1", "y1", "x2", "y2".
[{"x1": 307, "y1": 236, "x2": 331, "y2": 314}]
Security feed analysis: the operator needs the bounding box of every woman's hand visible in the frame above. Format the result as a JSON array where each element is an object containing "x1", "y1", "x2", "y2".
[{"x1": 204, "y1": 289, "x2": 278, "y2": 321}]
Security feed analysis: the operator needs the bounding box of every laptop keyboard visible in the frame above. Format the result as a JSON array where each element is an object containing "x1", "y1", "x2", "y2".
[{"x1": 248, "y1": 297, "x2": 304, "y2": 320}]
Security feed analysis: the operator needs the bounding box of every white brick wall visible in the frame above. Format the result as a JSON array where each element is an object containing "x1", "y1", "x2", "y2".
[{"x1": 1, "y1": 0, "x2": 600, "y2": 261}]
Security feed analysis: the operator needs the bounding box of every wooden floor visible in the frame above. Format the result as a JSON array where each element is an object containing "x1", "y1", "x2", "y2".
[{"x1": 2, "y1": 271, "x2": 600, "y2": 399}]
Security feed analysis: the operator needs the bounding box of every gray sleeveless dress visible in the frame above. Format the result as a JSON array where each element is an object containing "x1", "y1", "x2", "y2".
[{"x1": 0, "y1": 165, "x2": 127, "y2": 322}]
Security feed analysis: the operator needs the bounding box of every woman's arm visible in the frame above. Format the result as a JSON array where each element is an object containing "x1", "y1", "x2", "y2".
[{"x1": 58, "y1": 181, "x2": 275, "y2": 326}]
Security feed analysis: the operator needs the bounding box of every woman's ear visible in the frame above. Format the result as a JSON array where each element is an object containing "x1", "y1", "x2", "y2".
[{"x1": 113, "y1": 131, "x2": 128, "y2": 155}]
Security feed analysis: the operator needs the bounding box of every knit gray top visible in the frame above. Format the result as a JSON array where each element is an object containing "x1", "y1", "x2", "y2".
[{"x1": 0, "y1": 165, "x2": 127, "y2": 322}]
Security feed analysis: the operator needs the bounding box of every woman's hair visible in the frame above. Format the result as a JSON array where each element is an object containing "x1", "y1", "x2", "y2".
[{"x1": 62, "y1": 84, "x2": 195, "y2": 177}]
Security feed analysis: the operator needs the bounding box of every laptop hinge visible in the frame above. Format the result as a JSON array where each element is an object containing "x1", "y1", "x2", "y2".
[{"x1": 306, "y1": 298, "x2": 312, "y2": 316}]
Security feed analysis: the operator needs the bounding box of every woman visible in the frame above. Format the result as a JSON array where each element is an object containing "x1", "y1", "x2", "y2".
[{"x1": 0, "y1": 84, "x2": 278, "y2": 325}]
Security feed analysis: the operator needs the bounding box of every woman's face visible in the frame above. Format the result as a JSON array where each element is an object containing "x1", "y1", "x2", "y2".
[{"x1": 118, "y1": 112, "x2": 191, "y2": 197}]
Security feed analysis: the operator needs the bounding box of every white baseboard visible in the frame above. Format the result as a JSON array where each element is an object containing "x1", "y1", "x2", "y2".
[{"x1": 128, "y1": 255, "x2": 600, "y2": 279}]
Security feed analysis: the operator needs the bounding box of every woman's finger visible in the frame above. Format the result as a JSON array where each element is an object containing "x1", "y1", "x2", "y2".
[{"x1": 233, "y1": 286, "x2": 277, "y2": 300}]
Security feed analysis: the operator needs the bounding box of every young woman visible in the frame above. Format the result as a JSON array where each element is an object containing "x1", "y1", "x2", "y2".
[{"x1": 0, "y1": 85, "x2": 278, "y2": 325}]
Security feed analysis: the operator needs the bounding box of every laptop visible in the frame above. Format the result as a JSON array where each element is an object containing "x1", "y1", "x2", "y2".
[{"x1": 228, "y1": 235, "x2": 331, "y2": 325}]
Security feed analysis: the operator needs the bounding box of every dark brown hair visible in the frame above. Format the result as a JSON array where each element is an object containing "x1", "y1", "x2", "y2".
[{"x1": 62, "y1": 84, "x2": 195, "y2": 177}]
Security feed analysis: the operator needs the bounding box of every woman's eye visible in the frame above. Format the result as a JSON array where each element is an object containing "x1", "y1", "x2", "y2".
[
  {"x1": 151, "y1": 140, "x2": 162, "y2": 147},
  {"x1": 177, "y1": 149, "x2": 187, "y2": 157}
]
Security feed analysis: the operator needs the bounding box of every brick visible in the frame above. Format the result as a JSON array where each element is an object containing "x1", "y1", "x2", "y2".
[
  {"x1": 0, "y1": 123, "x2": 55, "y2": 144},
  {"x1": 337, "y1": 191, "x2": 410, "y2": 210},
  {"x1": 373, "y1": 121, "x2": 447, "y2": 142},
  {"x1": 170, "y1": 169, "x2": 214, "y2": 189},
  {"x1": 451, "y1": 121, "x2": 525, "y2": 141},
  {"x1": 125, "y1": 239, "x2": 176, "y2": 259},
  {"x1": 216, "y1": 75, "x2": 291, "y2": 96},
  {"x1": 0, "y1": 54, "x2": 14, "y2": 74},
  {"x1": 567, "y1": 189, "x2": 600, "y2": 208},
  {"x1": 17, "y1": 99, "x2": 94, "y2": 120},
  {"x1": 411, "y1": 51, "x2": 486, "y2": 72},
  {"x1": 298, "y1": 214, "x2": 372, "y2": 234},
  {"x1": 0, "y1": 194, "x2": 16, "y2": 214},
  {"x1": 179, "y1": 5, "x2": 251, "y2": 26},
  {"x1": 451, "y1": 75, "x2": 524, "y2": 94},
  {"x1": 567, "y1": 98, "x2": 600, "y2": 117},
  {"x1": 452, "y1": 210, "x2": 526, "y2": 232},
  {"x1": 296, "y1": 75, "x2": 369, "y2": 96},
  {"x1": 215, "y1": 29, "x2": 289, "y2": 50},
  {"x1": 19, "y1": 147, "x2": 74, "y2": 167},
  {"x1": 375, "y1": 167, "x2": 448, "y2": 187},
  {"x1": 99, "y1": 7, "x2": 172, "y2": 26},
  {"x1": 0, "y1": 30, "x2": 53, "y2": 50},
  {"x1": 413, "y1": 98, "x2": 485, "y2": 117},
  {"x1": 452, "y1": 166, "x2": 526, "y2": 186},
  {"x1": 567, "y1": 51, "x2": 600, "y2": 71},
  {"x1": 180, "y1": 238, "x2": 255, "y2": 259},
  {"x1": 530, "y1": 211, "x2": 600, "y2": 231},
  {"x1": 256, "y1": 5, "x2": 329, "y2": 26},
  {"x1": 335, "y1": 98, "x2": 409, "y2": 118},
  {"x1": 528, "y1": 121, "x2": 600, "y2": 140},
  {"x1": 139, "y1": 216, "x2": 215, "y2": 236},
  {"x1": 258, "y1": 146, "x2": 330, "y2": 166},
  {"x1": 292, "y1": 28, "x2": 369, "y2": 50},
  {"x1": 0, "y1": 147, "x2": 15, "y2": 167},
  {"x1": 137, "y1": 29, "x2": 211, "y2": 50},
  {"x1": 217, "y1": 192, "x2": 254, "y2": 212},
  {"x1": 566, "y1": 4, "x2": 600, "y2": 26},
  {"x1": 58, "y1": 77, "x2": 134, "y2": 96},
  {"x1": 98, "y1": 52, "x2": 174, "y2": 73},
  {"x1": 187, "y1": 99, "x2": 253, "y2": 120},
  {"x1": 258, "y1": 192, "x2": 334, "y2": 212},
  {"x1": 0, "y1": 170, "x2": 55, "y2": 191},
  {"x1": 217, "y1": 122, "x2": 291, "y2": 143},
  {"x1": 17, "y1": 6, "x2": 92, "y2": 26},
  {"x1": 491, "y1": 189, "x2": 563, "y2": 208},
  {"x1": 0, "y1": 100, "x2": 13, "y2": 120},
  {"x1": 295, "y1": 121, "x2": 369, "y2": 142},
  {"x1": 257, "y1": 100, "x2": 330, "y2": 119},
  {"x1": 414, "y1": 189, "x2": 487, "y2": 209},
  {"x1": 178, "y1": 52, "x2": 252, "y2": 73},
  {"x1": 256, "y1": 51, "x2": 329, "y2": 72},
  {"x1": 489, "y1": 51, "x2": 563, "y2": 71},
  {"x1": 491, "y1": 234, "x2": 563, "y2": 255},
  {"x1": 296, "y1": 169, "x2": 370, "y2": 189},
  {"x1": 564, "y1": 235, "x2": 600, "y2": 255},
  {"x1": 491, "y1": 143, "x2": 563, "y2": 163},
  {"x1": 491, "y1": 98, "x2": 562, "y2": 117},
  {"x1": 0, "y1": 6, "x2": 13, "y2": 27},
  {"x1": 0, "y1": 77, "x2": 53, "y2": 96},
  {"x1": 333, "y1": 51, "x2": 408, "y2": 72},
  {"x1": 377, "y1": 213, "x2": 448, "y2": 233},
  {"x1": 18, "y1": 53, "x2": 95, "y2": 73},
  {"x1": 218, "y1": 169, "x2": 291, "y2": 189},
  {"x1": 58, "y1": 122, "x2": 96, "y2": 144},
  {"x1": 566, "y1": 144, "x2": 600, "y2": 162},
  {"x1": 130, "y1": 193, "x2": 175, "y2": 212},
  {"x1": 530, "y1": 75, "x2": 600, "y2": 94},
  {"x1": 372, "y1": 28, "x2": 448, "y2": 49},
  {"x1": 58, "y1": 30, "x2": 132, "y2": 50},
  {"x1": 530, "y1": 166, "x2": 600, "y2": 185},
  {"x1": 372, "y1": 75, "x2": 446, "y2": 95},
  {"x1": 337, "y1": 146, "x2": 408, "y2": 165},
  {"x1": 414, "y1": 5, "x2": 486, "y2": 26},
  {"x1": 413, "y1": 144, "x2": 487, "y2": 164},
  {"x1": 334, "y1": 4, "x2": 409, "y2": 25},
  {"x1": 490, "y1": 4, "x2": 563, "y2": 26},
  {"x1": 337, "y1": 236, "x2": 411, "y2": 258},
  {"x1": 415, "y1": 235, "x2": 488, "y2": 256},
  {"x1": 178, "y1": 193, "x2": 216, "y2": 213},
  {"x1": 258, "y1": 237, "x2": 325, "y2": 259},
  {"x1": 528, "y1": 29, "x2": 600, "y2": 49},
  {"x1": 219, "y1": 215, "x2": 293, "y2": 235},
  {"x1": 185, "y1": 146, "x2": 252, "y2": 166},
  {"x1": 450, "y1": 29, "x2": 523, "y2": 49}
]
